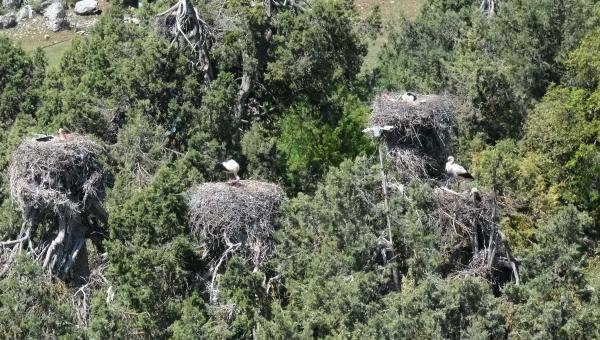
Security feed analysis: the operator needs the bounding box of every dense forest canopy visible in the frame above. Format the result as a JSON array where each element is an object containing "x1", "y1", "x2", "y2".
[{"x1": 0, "y1": 0, "x2": 598, "y2": 337}]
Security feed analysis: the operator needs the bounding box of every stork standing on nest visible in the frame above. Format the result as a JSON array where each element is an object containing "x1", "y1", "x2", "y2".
[
  {"x1": 57, "y1": 128, "x2": 73, "y2": 141},
  {"x1": 470, "y1": 187, "x2": 482, "y2": 205},
  {"x1": 445, "y1": 156, "x2": 473, "y2": 187},
  {"x1": 221, "y1": 159, "x2": 240, "y2": 185},
  {"x1": 401, "y1": 92, "x2": 417, "y2": 102}
]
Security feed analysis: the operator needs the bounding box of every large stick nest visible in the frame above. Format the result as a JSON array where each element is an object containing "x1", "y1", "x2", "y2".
[
  {"x1": 428, "y1": 187, "x2": 519, "y2": 287},
  {"x1": 387, "y1": 148, "x2": 433, "y2": 183},
  {"x1": 370, "y1": 93, "x2": 456, "y2": 162},
  {"x1": 189, "y1": 180, "x2": 285, "y2": 269},
  {"x1": 429, "y1": 188, "x2": 495, "y2": 238},
  {"x1": 9, "y1": 135, "x2": 105, "y2": 216},
  {"x1": 4, "y1": 134, "x2": 107, "y2": 280}
]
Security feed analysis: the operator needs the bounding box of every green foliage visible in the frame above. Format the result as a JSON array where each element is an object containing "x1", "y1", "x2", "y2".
[
  {"x1": 356, "y1": 276, "x2": 506, "y2": 339},
  {"x1": 522, "y1": 28, "x2": 600, "y2": 226},
  {"x1": 503, "y1": 206, "x2": 599, "y2": 338},
  {"x1": 167, "y1": 293, "x2": 208, "y2": 339},
  {"x1": 0, "y1": 256, "x2": 79, "y2": 338},
  {"x1": 241, "y1": 121, "x2": 283, "y2": 182},
  {"x1": 265, "y1": 0, "x2": 367, "y2": 101},
  {"x1": 379, "y1": 0, "x2": 598, "y2": 144},
  {"x1": 0, "y1": 0, "x2": 598, "y2": 337},
  {"x1": 267, "y1": 157, "x2": 387, "y2": 336},
  {"x1": 275, "y1": 93, "x2": 374, "y2": 192},
  {"x1": 0, "y1": 39, "x2": 44, "y2": 128},
  {"x1": 207, "y1": 257, "x2": 270, "y2": 338},
  {"x1": 108, "y1": 165, "x2": 187, "y2": 245},
  {"x1": 377, "y1": 6, "x2": 467, "y2": 92},
  {"x1": 471, "y1": 139, "x2": 521, "y2": 196}
]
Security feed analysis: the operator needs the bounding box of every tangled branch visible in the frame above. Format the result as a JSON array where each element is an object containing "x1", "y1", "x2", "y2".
[{"x1": 156, "y1": 0, "x2": 213, "y2": 80}]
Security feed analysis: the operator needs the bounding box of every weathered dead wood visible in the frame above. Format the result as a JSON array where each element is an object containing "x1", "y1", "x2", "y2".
[
  {"x1": 480, "y1": 0, "x2": 498, "y2": 15},
  {"x1": 156, "y1": 0, "x2": 214, "y2": 81}
]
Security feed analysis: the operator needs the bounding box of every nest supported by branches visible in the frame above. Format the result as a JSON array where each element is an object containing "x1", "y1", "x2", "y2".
[
  {"x1": 156, "y1": 0, "x2": 213, "y2": 80},
  {"x1": 429, "y1": 187, "x2": 520, "y2": 289},
  {"x1": 387, "y1": 148, "x2": 433, "y2": 183},
  {"x1": 2, "y1": 134, "x2": 107, "y2": 281},
  {"x1": 370, "y1": 93, "x2": 456, "y2": 178},
  {"x1": 189, "y1": 180, "x2": 284, "y2": 301}
]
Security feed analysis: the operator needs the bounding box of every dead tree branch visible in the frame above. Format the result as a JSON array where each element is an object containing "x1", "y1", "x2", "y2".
[{"x1": 156, "y1": 0, "x2": 214, "y2": 81}]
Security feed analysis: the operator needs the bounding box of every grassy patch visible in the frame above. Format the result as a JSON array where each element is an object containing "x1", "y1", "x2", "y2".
[
  {"x1": 358, "y1": 0, "x2": 426, "y2": 73},
  {"x1": 12, "y1": 38, "x2": 73, "y2": 67},
  {"x1": 0, "y1": 28, "x2": 74, "y2": 68}
]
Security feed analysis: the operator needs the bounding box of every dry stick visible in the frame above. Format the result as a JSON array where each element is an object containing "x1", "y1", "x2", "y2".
[
  {"x1": 210, "y1": 242, "x2": 241, "y2": 303},
  {"x1": 63, "y1": 236, "x2": 85, "y2": 275},
  {"x1": 43, "y1": 213, "x2": 67, "y2": 269},
  {"x1": 265, "y1": 274, "x2": 281, "y2": 294},
  {"x1": 378, "y1": 139, "x2": 400, "y2": 291},
  {"x1": 487, "y1": 158, "x2": 500, "y2": 269},
  {"x1": 0, "y1": 231, "x2": 29, "y2": 247}
]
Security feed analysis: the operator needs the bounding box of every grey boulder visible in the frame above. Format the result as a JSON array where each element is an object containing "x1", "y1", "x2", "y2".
[
  {"x1": 74, "y1": 0, "x2": 98, "y2": 15},
  {"x1": 1, "y1": 0, "x2": 18, "y2": 9},
  {"x1": 44, "y1": 2, "x2": 68, "y2": 32},
  {"x1": 0, "y1": 13, "x2": 16, "y2": 29},
  {"x1": 16, "y1": 5, "x2": 33, "y2": 21}
]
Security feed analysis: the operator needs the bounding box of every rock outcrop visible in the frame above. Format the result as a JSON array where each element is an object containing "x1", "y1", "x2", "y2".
[
  {"x1": 16, "y1": 5, "x2": 33, "y2": 21},
  {"x1": 0, "y1": 13, "x2": 16, "y2": 29},
  {"x1": 74, "y1": 0, "x2": 98, "y2": 15},
  {"x1": 44, "y1": 2, "x2": 68, "y2": 32}
]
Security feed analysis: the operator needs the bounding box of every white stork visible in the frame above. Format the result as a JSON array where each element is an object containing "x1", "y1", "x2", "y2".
[
  {"x1": 221, "y1": 159, "x2": 240, "y2": 185},
  {"x1": 470, "y1": 187, "x2": 482, "y2": 205},
  {"x1": 401, "y1": 92, "x2": 417, "y2": 102},
  {"x1": 57, "y1": 128, "x2": 73, "y2": 141},
  {"x1": 362, "y1": 125, "x2": 394, "y2": 138},
  {"x1": 445, "y1": 156, "x2": 473, "y2": 187}
]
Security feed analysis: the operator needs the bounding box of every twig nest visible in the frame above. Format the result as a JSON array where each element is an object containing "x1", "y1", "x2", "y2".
[
  {"x1": 370, "y1": 93, "x2": 455, "y2": 163},
  {"x1": 189, "y1": 180, "x2": 285, "y2": 268},
  {"x1": 429, "y1": 187, "x2": 520, "y2": 287},
  {"x1": 388, "y1": 149, "x2": 432, "y2": 182},
  {"x1": 8, "y1": 135, "x2": 105, "y2": 217},
  {"x1": 429, "y1": 187, "x2": 495, "y2": 237}
]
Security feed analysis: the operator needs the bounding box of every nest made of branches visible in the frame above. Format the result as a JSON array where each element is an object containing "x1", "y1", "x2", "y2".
[
  {"x1": 189, "y1": 180, "x2": 285, "y2": 269},
  {"x1": 429, "y1": 187, "x2": 495, "y2": 238},
  {"x1": 387, "y1": 148, "x2": 433, "y2": 183},
  {"x1": 428, "y1": 187, "x2": 520, "y2": 286},
  {"x1": 9, "y1": 135, "x2": 105, "y2": 216},
  {"x1": 370, "y1": 93, "x2": 456, "y2": 161}
]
